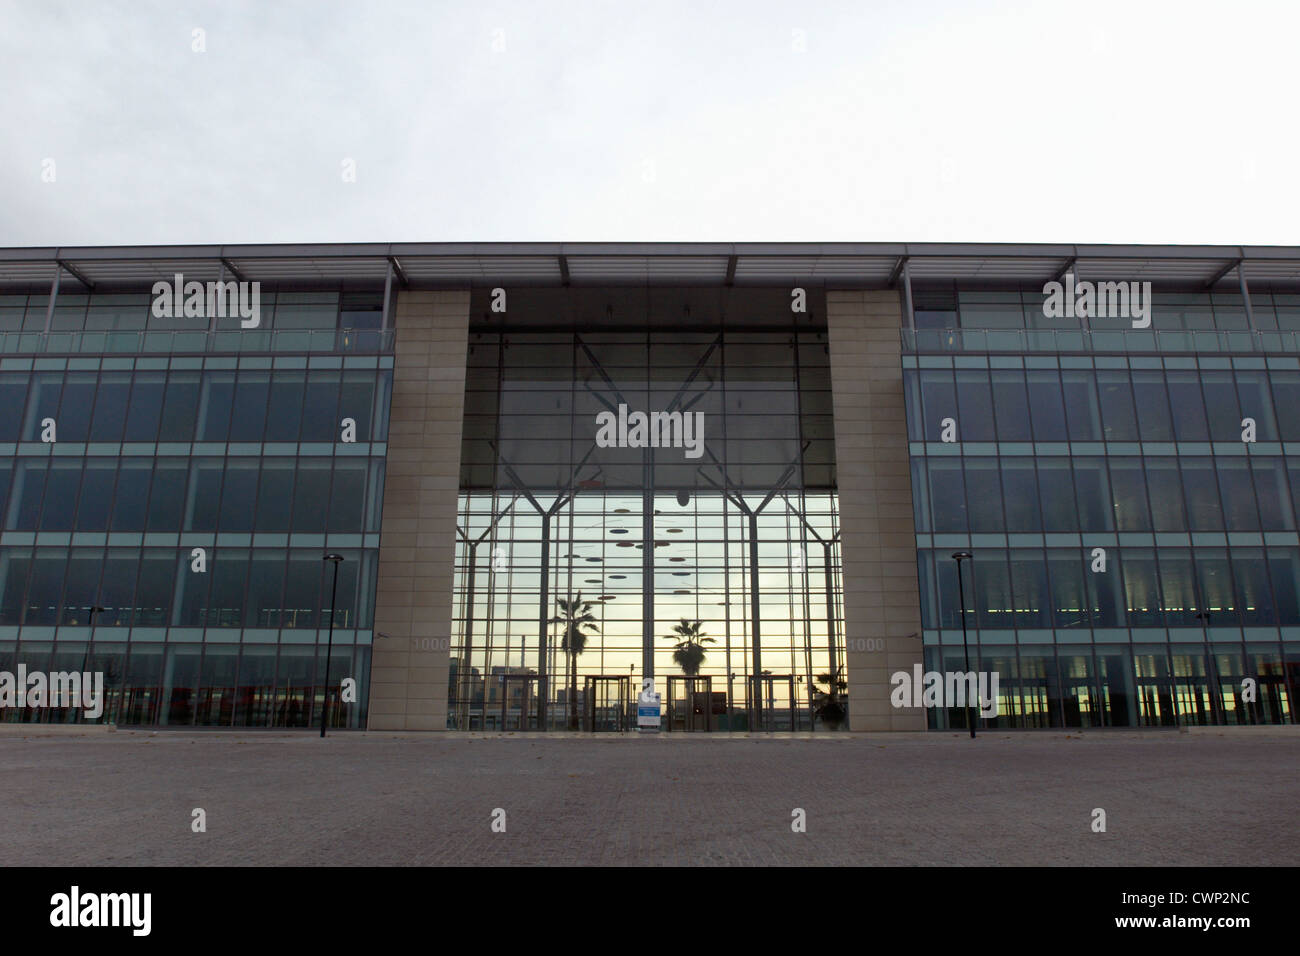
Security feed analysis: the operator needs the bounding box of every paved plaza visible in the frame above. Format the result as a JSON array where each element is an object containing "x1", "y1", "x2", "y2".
[{"x1": 2, "y1": 729, "x2": 1296, "y2": 866}]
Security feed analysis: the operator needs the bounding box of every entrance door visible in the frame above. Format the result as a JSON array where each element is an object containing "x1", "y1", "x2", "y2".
[
  {"x1": 499, "y1": 675, "x2": 546, "y2": 731},
  {"x1": 585, "y1": 675, "x2": 631, "y2": 732},
  {"x1": 667, "y1": 675, "x2": 712, "y2": 731}
]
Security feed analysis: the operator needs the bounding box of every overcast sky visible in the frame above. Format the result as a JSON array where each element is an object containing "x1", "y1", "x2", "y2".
[{"x1": 1, "y1": 0, "x2": 1296, "y2": 248}]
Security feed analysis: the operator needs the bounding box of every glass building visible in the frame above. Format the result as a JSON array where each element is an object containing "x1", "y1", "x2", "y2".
[{"x1": 0, "y1": 243, "x2": 1297, "y2": 731}]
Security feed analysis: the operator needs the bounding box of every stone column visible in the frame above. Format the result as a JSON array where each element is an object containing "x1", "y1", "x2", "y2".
[
  {"x1": 826, "y1": 290, "x2": 926, "y2": 731},
  {"x1": 367, "y1": 290, "x2": 469, "y2": 730}
]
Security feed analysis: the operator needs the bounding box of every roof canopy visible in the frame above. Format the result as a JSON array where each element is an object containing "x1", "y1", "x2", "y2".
[{"x1": 2, "y1": 242, "x2": 1298, "y2": 290}]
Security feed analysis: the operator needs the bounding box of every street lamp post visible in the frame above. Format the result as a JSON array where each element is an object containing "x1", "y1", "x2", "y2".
[
  {"x1": 951, "y1": 552, "x2": 976, "y2": 739},
  {"x1": 320, "y1": 554, "x2": 344, "y2": 738}
]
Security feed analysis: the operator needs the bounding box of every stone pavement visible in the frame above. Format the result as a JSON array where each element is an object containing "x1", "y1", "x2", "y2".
[{"x1": 1, "y1": 729, "x2": 1296, "y2": 866}]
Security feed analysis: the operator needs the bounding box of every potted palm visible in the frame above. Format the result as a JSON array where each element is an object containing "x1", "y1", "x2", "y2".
[
  {"x1": 549, "y1": 593, "x2": 599, "y2": 731},
  {"x1": 811, "y1": 672, "x2": 847, "y2": 730},
  {"x1": 665, "y1": 619, "x2": 715, "y2": 677}
]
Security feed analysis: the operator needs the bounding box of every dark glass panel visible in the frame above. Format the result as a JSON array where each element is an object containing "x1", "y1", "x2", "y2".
[
  {"x1": 206, "y1": 550, "x2": 249, "y2": 627},
  {"x1": 1181, "y1": 458, "x2": 1223, "y2": 531},
  {"x1": 291, "y1": 460, "x2": 331, "y2": 533},
  {"x1": 1008, "y1": 548, "x2": 1050, "y2": 627},
  {"x1": 1047, "y1": 550, "x2": 1089, "y2": 628},
  {"x1": 160, "y1": 645, "x2": 201, "y2": 726},
  {"x1": 373, "y1": 369, "x2": 393, "y2": 441},
  {"x1": 247, "y1": 551, "x2": 286, "y2": 628},
  {"x1": 1157, "y1": 549, "x2": 1198, "y2": 626},
  {"x1": 0, "y1": 550, "x2": 31, "y2": 625},
  {"x1": 1252, "y1": 458, "x2": 1295, "y2": 531},
  {"x1": 1269, "y1": 371, "x2": 1300, "y2": 441},
  {"x1": 110, "y1": 459, "x2": 151, "y2": 532},
  {"x1": 903, "y1": 370, "x2": 923, "y2": 442},
  {"x1": 1121, "y1": 548, "x2": 1162, "y2": 627},
  {"x1": 918, "y1": 370, "x2": 956, "y2": 441},
  {"x1": 1200, "y1": 370, "x2": 1242, "y2": 442},
  {"x1": 1096, "y1": 369, "x2": 1139, "y2": 441},
  {"x1": 40, "y1": 461, "x2": 82, "y2": 531},
  {"x1": 1072, "y1": 457, "x2": 1113, "y2": 532},
  {"x1": 75, "y1": 460, "x2": 116, "y2": 532},
  {"x1": 1000, "y1": 459, "x2": 1041, "y2": 532},
  {"x1": 234, "y1": 645, "x2": 278, "y2": 727},
  {"x1": 218, "y1": 460, "x2": 258, "y2": 533},
  {"x1": 98, "y1": 550, "x2": 139, "y2": 627},
  {"x1": 60, "y1": 550, "x2": 103, "y2": 625},
  {"x1": 24, "y1": 551, "x2": 67, "y2": 625},
  {"x1": 1234, "y1": 370, "x2": 1277, "y2": 441},
  {"x1": 1037, "y1": 458, "x2": 1078, "y2": 532},
  {"x1": 973, "y1": 551, "x2": 1013, "y2": 629},
  {"x1": 1194, "y1": 550, "x2": 1237, "y2": 624},
  {"x1": 0, "y1": 372, "x2": 27, "y2": 442},
  {"x1": 133, "y1": 551, "x2": 174, "y2": 626},
  {"x1": 963, "y1": 458, "x2": 1004, "y2": 533},
  {"x1": 195, "y1": 645, "x2": 239, "y2": 726},
  {"x1": 1215, "y1": 458, "x2": 1259, "y2": 532},
  {"x1": 1267, "y1": 547, "x2": 1300, "y2": 626},
  {"x1": 88, "y1": 371, "x2": 131, "y2": 442},
  {"x1": 158, "y1": 371, "x2": 200, "y2": 442},
  {"x1": 255, "y1": 459, "x2": 294, "y2": 533},
  {"x1": 57, "y1": 372, "x2": 97, "y2": 442},
  {"x1": 328, "y1": 460, "x2": 367, "y2": 532},
  {"x1": 339, "y1": 372, "x2": 376, "y2": 442},
  {"x1": 926, "y1": 459, "x2": 966, "y2": 533},
  {"x1": 1143, "y1": 458, "x2": 1184, "y2": 532},
  {"x1": 122, "y1": 371, "x2": 165, "y2": 442},
  {"x1": 910, "y1": 459, "x2": 931, "y2": 534},
  {"x1": 1131, "y1": 370, "x2": 1173, "y2": 442},
  {"x1": 8, "y1": 461, "x2": 47, "y2": 530},
  {"x1": 283, "y1": 552, "x2": 323, "y2": 629},
  {"x1": 184, "y1": 459, "x2": 224, "y2": 532},
  {"x1": 173, "y1": 552, "x2": 210, "y2": 626},
  {"x1": 228, "y1": 370, "x2": 270, "y2": 442},
  {"x1": 266, "y1": 371, "x2": 306, "y2": 442},
  {"x1": 1165, "y1": 370, "x2": 1210, "y2": 442},
  {"x1": 1060, "y1": 369, "x2": 1102, "y2": 441},
  {"x1": 300, "y1": 370, "x2": 342, "y2": 442},
  {"x1": 1026, "y1": 370, "x2": 1067, "y2": 441},
  {"x1": 22, "y1": 372, "x2": 62, "y2": 441},
  {"x1": 953, "y1": 370, "x2": 995, "y2": 441},
  {"x1": 1232, "y1": 549, "x2": 1274, "y2": 626},
  {"x1": 197, "y1": 370, "x2": 236, "y2": 442},
  {"x1": 146, "y1": 459, "x2": 188, "y2": 532},
  {"x1": 1107, "y1": 457, "x2": 1149, "y2": 530}
]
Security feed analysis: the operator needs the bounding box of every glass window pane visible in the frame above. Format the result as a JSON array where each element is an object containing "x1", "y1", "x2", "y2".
[
  {"x1": 255, "y1": 459, "x2": 294, "y2": 533},
  {"x1": 964, "y1": 458, "x2": 1004, "y2": 533},
  {"x1": 247, "y1": 551, "x2": 286, "y2": 628},
  {"x1": 58, "y1": 372, "x2": 97, "y2": 442},
  {"x1": 301, "y1": 371, "x2": 341, "y2": 442},
  {"x1": 1131, "y1": 370, "x2": 1173, "y2": 442},
  {"x1": 110, "y1": 460, "x2": 151, "y2": 532},
  {"x1": 1232, "y1": 549, "x2": 1274, "y2": 626},
  {"x1": 340, "y1": 372, "x2": 376, "y2": 443},
  {"x1": 954, "y1": 370, "x2": 995, "y2": 441},
  {"x1": 1026, "y1": 370, "x2": 1067, "y2": 441},
  {"x1": 123, "y1": 371, "x2": 165, "y2": 442},
  {"x1": 1096, "y1": 369, "x2": 1139, "y2": 441},
  {"x1": 75, "y1": 460, "x2": 116, "y2": 532},
  {"x1": 1107, "y1": 457, "x2": 1149, "y2": 530},
  {"x1": 973, "y1": 551, "x2": 1013, "y2": 629},
  {"x1": 927, "y1": 459, "x2": 966, "y2": 533},
  {"x1": 197, "y1": 370, "x2": 236, "y2": 442},
  {"x1": 24, "y1": 550, "x2": 67, "y2": 626},
  {"x1": 1216, "y1": 458, "x2": 1259, "y2": 532},
  {"x1": 7, "y1": 461, "x2": 48, "y2": 531},
  {"x1": 1001, "y1": 459, "x2": 1041, "y2": 532},
  {"x1": 40, "y1": 461, "x2": 82, "y2": 531},
  {"x1": 1143, "y1": 458, "x2": 1184, "y2": 532},
  {"x1": 22, "y1": 372, "x2": 62, "y2": 441},
  {"x1": 1047, "y1": 550, "x2": 1089, "y2": 627},
  {"x1": 90, "y1": 371, "x2": 132, "y2": 442},
  {"x1": 1234, "y1": 370, "x2": 1277, "y2": 441},
  {"x1": 134, "y1": 551, "x2": 174, "y2": 626},
  {"x1": 918, "y1": 370, "x2": 956, "y2": 442},
  {"x1": 0, "y1": 550, "x2": 31, "y2": 625},
  {"x1": 1165, "y1": 370, "x2": 1209, "y2": 442},
  {"x1": 265, "y1": 371, "x2": 305, "y2": 442},
  {"x1": 146, "y1": 459, "x2": 188, "y2": 532},
  {"x1": 1072, "y1": 457, "x2": 1113, "y2": 532},
  {"x1": 1200, "y1": 370, "x2": 1242, "y2": 442},
  {"x1": 98, "y1": 549, "x2": 139, "y2": 627},
  {"x1": 292, "y1": 460, "x2": 331, "y2": 533},
  {"x1": 1195, "y1": 550, "x2": 1236, "y2": 624},
  {"x1": 328, "y1": 461, "x2": 366, "y2": 532},
  {"x1": 1037, "y1": 458, "x2": 1078, "y2": 532},
  {"x1": 207, "y1": 549, "x2": 249, "y2": 627},
  {"x1": 159, "y1": 371, "x2": 200, "y2": 442},
  {"x1": 1009, "y1": 548, "x2": 1050, "y2": 627},
  {"x1": 1267, "y1": 547, "x2": 1300, "y2": 626},
  {"x1": 1181, "y1": 458, "x2": 1223, "y2": 531},
  {"x1": 1252, "y1": 458, "x2": 1295, "y2": 531},
  {"x1": 61, "y1": 550, "x2": 103, "y2": 625},
  {"x1": 184, "y1": 459, "x2": 224, "y2": 532},
  {"x1": 0, "y1": 372, "x2": 27, "y2": 442},
  {"x1": 1122, "y1": 548, "x2": 1162, "y2": 626},
  {"x1": 229, "y1": 370, "x2": 270, "y2": 443},
  {"x1": 1061, "y1": 370, "x2": 1102, "y2": 441},
  {"x1": 1158, "y1": 549, "x2": 1198, "y2": 626},
  {"x1": 218, "y1": 460, "x2": 258, "y2": 533}
]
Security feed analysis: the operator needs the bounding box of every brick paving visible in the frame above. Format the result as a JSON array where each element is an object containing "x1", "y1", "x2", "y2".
[{"x1": 1, "y1": 729, "x2": 1296, "y2": 866}]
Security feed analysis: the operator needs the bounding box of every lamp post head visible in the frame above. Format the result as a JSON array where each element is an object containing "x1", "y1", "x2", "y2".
[
  {"x1": 951, "y1": 551, "x2": 973, "y2": 562},
  {"x1": 323, "y1": 553, "x2": 344, "y2": 564}
]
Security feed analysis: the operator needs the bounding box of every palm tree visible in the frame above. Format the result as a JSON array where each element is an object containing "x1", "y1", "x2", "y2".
[
  {"x1": 549, "y1": 592, "x2": 599, "y2": 730},
  {"x1": 665, "y1": 619, "x2": 716, "y2": 677},
  {"x1": 811, "y1": 672, "x2": 847, "y2": 730}
]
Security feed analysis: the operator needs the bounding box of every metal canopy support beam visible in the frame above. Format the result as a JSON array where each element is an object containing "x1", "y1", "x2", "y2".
[
  {"x1": 43, "y1": 263, "x2": 61, "y2": 333},
  {"x1": 724, "y1": 254, "x2": 737, "y2": 286},
  {"x1": 887, "y1": 255, "x2": 908, "y2": 288},
  {"x1": 902, "y1": 259, "x2": 915, "y2": 330},
  {"x1": 381, "y1": 259, "x2": 393, "y2": 333},
  {"x1": 220, "y1": 257, "x2": 247, "y2": 283},
  {"x1": 1052, "y1": 256, "x2": 1077, "y2": 283},
  {"x1": 1204, "y1": 258, "x2": 1242, "y2": 290},
  {"x1": 387, "y1": 255, "x2": 409, "y2": 289},
  {"x1": 1239, "y1": 260, "x2": 1256, "y2": 331},
  {"x1": 54, "y1": 259, "x2": 94, "y2": 291},
  {"x1": 558, "y1": 255, "x2": 570, "y2": 286}
]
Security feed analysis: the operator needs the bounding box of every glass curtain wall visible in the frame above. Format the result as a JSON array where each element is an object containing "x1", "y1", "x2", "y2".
[{"x1": 452, "y1": 316, "x2": 841, "y2": 732}]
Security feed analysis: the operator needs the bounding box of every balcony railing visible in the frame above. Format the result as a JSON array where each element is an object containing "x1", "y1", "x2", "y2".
[
  {"x1": 902, "y1": 327, "x2": 1300, "y2": 354},
  {"x1": 0, "y1": 328, "x2": 395, "y2": 355}
]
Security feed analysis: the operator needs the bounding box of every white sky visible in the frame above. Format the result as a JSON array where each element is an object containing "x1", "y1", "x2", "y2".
[{"x1": 1, "y1": 0, "x2": 1297, "y2": 247}]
